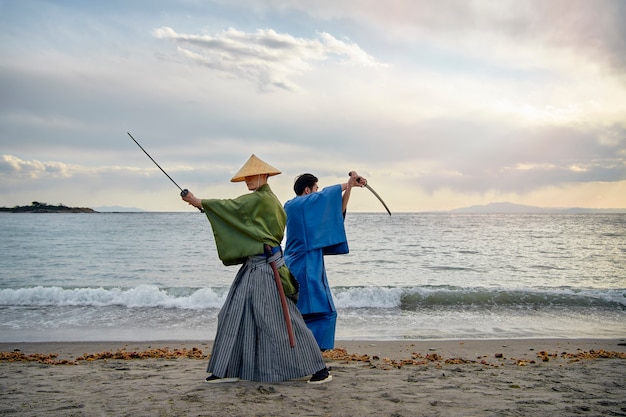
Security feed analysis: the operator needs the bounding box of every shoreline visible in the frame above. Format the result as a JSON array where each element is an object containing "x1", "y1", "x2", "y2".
[
  {"x1": 2, "y1": 337, "x2": 625, "y2": 362},
  {"x1": 2, "y1": 338, "x2": 625, "y2": 416}
]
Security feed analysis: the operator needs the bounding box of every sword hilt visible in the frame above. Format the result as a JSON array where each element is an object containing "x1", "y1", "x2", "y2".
[
  {"x1": 348, "y1": 171, "x2": 362, "y2": 183},
  {"x1": 180, "y1": 189, "x2": 204, "y2": 212}
]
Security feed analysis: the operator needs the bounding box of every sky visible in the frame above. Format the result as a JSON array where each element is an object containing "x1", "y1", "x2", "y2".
[{"x1": 1, "y1": 0, "x2": 625, "y2": 212}]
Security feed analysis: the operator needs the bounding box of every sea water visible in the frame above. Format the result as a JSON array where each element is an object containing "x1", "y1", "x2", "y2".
[{"x1": 0, "y1": 212, "x2": 624, "y2": 342}]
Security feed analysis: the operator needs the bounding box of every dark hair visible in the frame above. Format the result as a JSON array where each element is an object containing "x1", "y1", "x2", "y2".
[{"x1": 293, "y1": 173, "x2": 318, "y2": 195}]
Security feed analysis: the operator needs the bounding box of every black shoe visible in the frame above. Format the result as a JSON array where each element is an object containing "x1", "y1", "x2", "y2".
[
  {"x1": 307, "y1": 367, "x2": 332, "y2": 384},
  {"x1": 205, "y1": 374, "x2": 239, "y2": 383}
]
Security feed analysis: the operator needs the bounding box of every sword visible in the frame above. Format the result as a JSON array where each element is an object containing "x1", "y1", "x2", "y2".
[
  {"x1": 349, "y1": 171, "x2": 391, "y2": 216},
  {"x1": 128, "y1": 132, "x2": 203, "y2": 212},
  {"x1": 265, "y1": 245, "x2": 296, "y2": 348}
]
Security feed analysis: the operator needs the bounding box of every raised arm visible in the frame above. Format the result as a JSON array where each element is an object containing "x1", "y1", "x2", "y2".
[{"x1": 341, "y1": 171, "x2": 367, "y2": 214}]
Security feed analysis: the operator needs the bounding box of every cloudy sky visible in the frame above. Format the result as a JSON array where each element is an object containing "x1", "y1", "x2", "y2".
[{"x1": 1, "y1": 0, "x2": 625, "y2": 212}]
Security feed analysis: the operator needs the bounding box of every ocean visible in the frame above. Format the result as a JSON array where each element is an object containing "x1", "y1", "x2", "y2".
[{"x1": 1, "y1": 212, "x2": 624, "y2": 342}]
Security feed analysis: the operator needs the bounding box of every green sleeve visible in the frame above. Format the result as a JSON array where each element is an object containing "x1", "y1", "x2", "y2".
[{"x1": 201, "y1": 185, "x2": 286, "y2": 265}]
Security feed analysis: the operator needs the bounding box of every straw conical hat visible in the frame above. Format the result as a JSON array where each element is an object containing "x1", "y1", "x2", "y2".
[{"x1": 230, "y1": 154, "x2": 282, "y2": 182}]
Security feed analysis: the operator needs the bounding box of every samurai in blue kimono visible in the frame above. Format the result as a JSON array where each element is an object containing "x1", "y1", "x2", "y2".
[{"x1": 283, "y1": 172, "x2": 367, "y2": 350}]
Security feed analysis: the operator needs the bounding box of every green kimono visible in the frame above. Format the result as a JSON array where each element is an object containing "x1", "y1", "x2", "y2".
[
  {"x1": 201, "y1": 183, "x2": 298, "y2": 297},
  {"x1": 201, "y1": 184, "x2": 285, "y2": 266}
]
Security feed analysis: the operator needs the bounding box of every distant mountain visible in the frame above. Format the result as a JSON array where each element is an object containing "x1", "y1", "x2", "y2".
[
  {"x1": 451, "y1": 202, "x2": 626, "y2": 214},
  {"x1": 93, "y1": 206, "x2": 147, "y2": 212}
]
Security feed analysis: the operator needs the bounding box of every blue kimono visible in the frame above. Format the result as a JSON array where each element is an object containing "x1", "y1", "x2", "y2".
[{"x1": 284, "y1": 184, "x2": 349, "y2": 349}]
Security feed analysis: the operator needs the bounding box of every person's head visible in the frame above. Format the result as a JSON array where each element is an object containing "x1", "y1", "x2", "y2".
[
  {"x1": 230, "y1": 154, "x2": 281, "y2": 191},
  {"x1": 244, "y1": 174, "x2": 269, "y2": 191},
  {"x1": 294, "y1": 173, "x2": 319, "y2": 196}
]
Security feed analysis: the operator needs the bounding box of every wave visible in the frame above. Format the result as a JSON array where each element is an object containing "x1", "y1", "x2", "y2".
[
  {"x1": 0, "y1": 285, "x2": 228, "y2": 309},
  {"x1": 334, "y1": 286, "x2": 625, "y2": 310},
  {"x1": 394, "y1": 286, "x2": 626, "y2": 310},
  {"x1": 1, "y1": 285, "x2": 623, "y2": 310}
]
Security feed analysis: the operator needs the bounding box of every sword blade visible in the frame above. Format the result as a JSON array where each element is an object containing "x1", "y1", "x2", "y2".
[
  {"x1": 127, "y1": 132, "x2": 184, "y2": 193},
  {"x1": 365, "y1": 184, "x2": 391, "y2": 216}
]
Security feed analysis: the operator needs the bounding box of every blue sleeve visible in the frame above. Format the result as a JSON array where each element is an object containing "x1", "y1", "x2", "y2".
[{"x1": 284, "y1": 184, "x2": 348, "y2": 255}]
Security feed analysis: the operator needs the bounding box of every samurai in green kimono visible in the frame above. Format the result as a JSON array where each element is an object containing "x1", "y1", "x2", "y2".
[{"x1": 182, "y1": 154, "x2": 331, "y2": 384}]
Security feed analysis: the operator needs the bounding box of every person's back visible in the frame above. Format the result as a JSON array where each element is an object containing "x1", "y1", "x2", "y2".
[{"x1": 284, "y1": 172, "x2": 366, "y2": 350}]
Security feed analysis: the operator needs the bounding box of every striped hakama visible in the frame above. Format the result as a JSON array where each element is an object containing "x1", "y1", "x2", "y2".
[{"x1": 207, "y1": 251, "x2": 325, "y2": 382}]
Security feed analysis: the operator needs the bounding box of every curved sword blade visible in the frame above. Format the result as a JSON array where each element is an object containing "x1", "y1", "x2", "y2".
[
  {"x1": 365, "y1": 184, "x2": 391, "y2": 216},
  {"x1": 348, "y1": 171, "x2": 391, "y2": 216}
]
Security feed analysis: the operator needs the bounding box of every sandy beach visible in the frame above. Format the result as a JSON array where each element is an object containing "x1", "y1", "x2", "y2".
[{"x1": 1, "y1": 338, "x2": 625, "y2": 416}]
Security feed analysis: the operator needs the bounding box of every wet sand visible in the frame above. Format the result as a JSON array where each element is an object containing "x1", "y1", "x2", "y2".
[{"x1": 1, "y1": 338, "x2": 625, "y2": 416}]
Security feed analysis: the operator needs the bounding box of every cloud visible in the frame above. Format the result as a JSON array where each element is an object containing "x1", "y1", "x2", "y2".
[
  {"x1": 0, "y1": 155, "x2": 73, "y2": 179},
  {"x1": 0, "y1": 155, "x2": 154, "y2": 186},
  {"x1": 1, "y1": 1, "x2": 625, "y2": 211},
  {"x1": 153, "y1": 26, "x2": 386, "y2": 92},
  {"x1": 272, "y1": 0, "x2": 626, "y2": 75}
]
